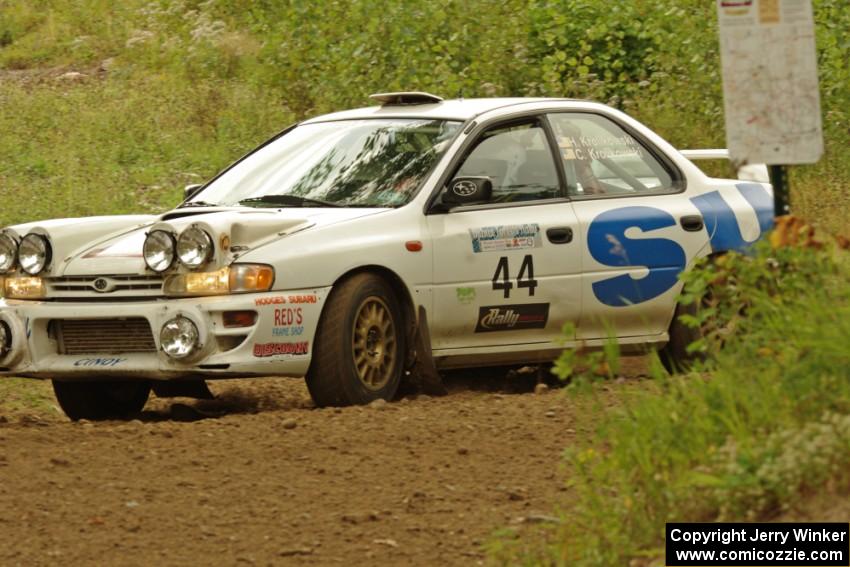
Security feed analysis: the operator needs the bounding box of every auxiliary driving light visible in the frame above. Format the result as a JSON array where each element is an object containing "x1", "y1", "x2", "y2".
[
  {"x1": 177, "y1": 226, "x2": 214, "y2": 269},
  {"x1": 0, "y1": 233, "x2": 17, "y2": 273},
  {"x1": 143, "y1": 230, "x2": 176, "y2": 273},
  {"x1": 18, "y1": 233, "x2": 51, "y2": 275},
  {"x1": 160, "y1": 316, "x2": 199, "y2": 359}
]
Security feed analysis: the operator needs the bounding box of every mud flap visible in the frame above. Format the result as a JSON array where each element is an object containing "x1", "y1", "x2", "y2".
[
  {"x1": 404, "y1": 307, "x2": 447, "y2": 396},
  {"x1": 152, "y1": 380, "x2": 215, "y2": 400}
]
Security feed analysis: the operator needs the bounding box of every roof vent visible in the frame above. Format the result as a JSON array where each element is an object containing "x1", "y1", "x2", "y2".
[{"x1": 369, "y1": 91, "x2": 444, "y2": 106}]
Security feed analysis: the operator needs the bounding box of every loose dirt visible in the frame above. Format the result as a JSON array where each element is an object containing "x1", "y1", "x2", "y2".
[{"x1": 0, "y1": 366, "x2": 645, "y2": 566}]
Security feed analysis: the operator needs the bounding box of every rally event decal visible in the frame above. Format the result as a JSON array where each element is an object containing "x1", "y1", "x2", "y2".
[{"x1": 470, "y1": 224, "x2": 541, "y2": 253}]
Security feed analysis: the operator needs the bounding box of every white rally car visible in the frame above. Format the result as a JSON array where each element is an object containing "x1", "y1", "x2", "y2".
[{"x1": 0, "y1": 93, "x2": 773, "y2": 420}]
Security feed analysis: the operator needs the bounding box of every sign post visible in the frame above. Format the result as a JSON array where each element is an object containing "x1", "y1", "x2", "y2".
[{"x1": 716, "y1": 0, "x2": 823, "y2": 218}]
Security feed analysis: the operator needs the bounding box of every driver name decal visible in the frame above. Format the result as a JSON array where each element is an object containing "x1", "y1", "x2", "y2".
[
  {"x1": 474, "y1": 303, "x2": 549, "y2": 333},
  {"x1": 469, "y1": 224, "x2": 541, "y2": 253}
]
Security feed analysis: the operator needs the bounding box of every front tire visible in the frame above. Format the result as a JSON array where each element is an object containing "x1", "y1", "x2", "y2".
[
  {"x1": 52, "y1": 380, "x2": 151, "y2": 421},
  {"x1": 306, "y1": 273, "x2": 406, "y2": 407}
]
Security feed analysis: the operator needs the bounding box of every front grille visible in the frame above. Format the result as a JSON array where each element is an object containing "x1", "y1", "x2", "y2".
[
  {"x1": 55, "y1": 318, "x2": 157, "y2": 355},
  {"x1": 46, "y1": 275, "x2": 164, "y2": 299}
]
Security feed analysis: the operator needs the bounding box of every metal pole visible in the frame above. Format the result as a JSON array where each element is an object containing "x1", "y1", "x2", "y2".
[{"x1": 769, "y1": 164, "x2": 790, "y2": 217}]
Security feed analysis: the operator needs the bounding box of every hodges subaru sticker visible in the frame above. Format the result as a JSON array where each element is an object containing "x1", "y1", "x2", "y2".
[
  {"x1": 474, "y1": 303, "x2": 549, "y2": 333},
  {"x1": 469, "y1": 224, "x2": 541, "y2": 253}
]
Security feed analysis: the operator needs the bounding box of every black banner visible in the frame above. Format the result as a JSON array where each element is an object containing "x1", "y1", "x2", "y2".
[
  {"x1": 474, "y1": 303, "x2": 549, "y2": 333},
  {"x1": 666, "y1": 523, "x2": 849, "y2": 566}
]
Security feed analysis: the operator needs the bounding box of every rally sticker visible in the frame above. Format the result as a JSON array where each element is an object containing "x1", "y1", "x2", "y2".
[
  {"x1": 456, "y1": 287, "x2": 476, "y2": 304},
  {"x1": 474, "y1": 303, "x2": 549, "y2": 333},
  {"x1": 469, "y1": 224, "x2": 541, "y2": 253},
  {"x1": 73, "y1": 357, "x2": 127, "y2": 368},
  {"x1": 253, "y1": 342, "x2": 310, "y2": 357}
]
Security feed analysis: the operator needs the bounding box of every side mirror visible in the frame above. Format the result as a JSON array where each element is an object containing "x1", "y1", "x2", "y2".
[
  {"x1": 184, "y1": 183, "x2": 203, "y2": 200},
  {"x1": 442, "y1": 176, "x2": 492, "y2": 207}
]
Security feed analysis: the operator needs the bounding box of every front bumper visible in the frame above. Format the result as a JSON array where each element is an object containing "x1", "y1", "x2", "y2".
[{"x1": 0, "y1": 287, "x2": 330, "y2": 380}]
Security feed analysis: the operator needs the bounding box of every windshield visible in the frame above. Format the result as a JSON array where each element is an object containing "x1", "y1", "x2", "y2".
[{"x1": 191, "y1": 118, "x2": 461, "y2": 208}]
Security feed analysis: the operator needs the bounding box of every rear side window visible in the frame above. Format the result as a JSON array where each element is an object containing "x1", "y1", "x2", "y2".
[{"x1": 546, "y1": 113, "x2": 677, "y2": 198}]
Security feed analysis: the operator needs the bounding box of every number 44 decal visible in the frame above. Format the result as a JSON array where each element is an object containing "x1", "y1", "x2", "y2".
[{"x1": 492, "y1": 255, "x2": 537, "y2": 299}]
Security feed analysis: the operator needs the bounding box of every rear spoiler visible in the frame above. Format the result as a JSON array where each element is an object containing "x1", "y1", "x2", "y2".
[{"x1": 680, "y1": 149, "x2": 770, "y2": 184}]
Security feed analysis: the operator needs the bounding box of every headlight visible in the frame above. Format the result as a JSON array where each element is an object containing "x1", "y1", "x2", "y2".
[
  {"x1": 0, "y1": 233, "x2": 17, "y2": 273},
  {"x1": 18, "y1": 233, "x2": 51, "y2": 275},
  {"x1": 177, "y1": 227, "x2": 214, "y2": 269},
  {"x1": 162, "y1": 264, "x2": 274, "y2": 297},
  {"x1": 160, "y1": 316, "x2": 199, "y2": 359},
  {"x1": 143, "y1": 230, "x2": 176, "y2": 273}
]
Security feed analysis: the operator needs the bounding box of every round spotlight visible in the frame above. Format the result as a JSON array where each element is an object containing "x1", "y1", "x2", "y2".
[
  {"x1": 160, "y1": 316, "x2": 199, "y2": 359},
  {"x1": 0, "y1": 233, "x2": 17, "y2": 273},
  {"x1": 143, "y1": 230, "x2": 176, "y2": 273},
  {"x1": 176, "y1": 227, "x2": 214, "y2": 270},
  {"x1": 0, "y1": 321, "x2": 11, "y2": 358},
  {"x1": 18, "y1": 233, "x2": 51, "y2": 275}
]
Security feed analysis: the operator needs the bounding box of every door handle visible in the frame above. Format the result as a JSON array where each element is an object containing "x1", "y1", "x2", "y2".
[
  {"x1": 546, "y1": 227, "x2": 573, "y2": 244},
  {"x1": 680, "y1": 215, "x2": 704, "y2": 232}
]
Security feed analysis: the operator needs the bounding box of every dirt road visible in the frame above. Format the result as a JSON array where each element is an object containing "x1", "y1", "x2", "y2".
[{"x1": 0, "y1": 369, "x2": 632, "y2": 566}]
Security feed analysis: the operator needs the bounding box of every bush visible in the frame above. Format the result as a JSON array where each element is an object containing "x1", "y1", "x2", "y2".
[{"x1": 493, "y1": 239, "x2": 850, "y2": 565}]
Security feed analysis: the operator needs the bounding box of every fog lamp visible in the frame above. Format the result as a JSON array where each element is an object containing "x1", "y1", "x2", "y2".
[{"x1": 160, "y1": 316, "x2": 199, "y2": 359}]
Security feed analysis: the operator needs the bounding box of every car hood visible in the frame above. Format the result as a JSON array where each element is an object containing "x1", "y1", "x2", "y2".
[{"x1": 5, "y1": 207, "x2": 389, "y2": 277}]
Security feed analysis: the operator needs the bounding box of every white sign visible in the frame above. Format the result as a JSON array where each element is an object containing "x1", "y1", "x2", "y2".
[{"x1": 716, "y1": 0, "x2": 823, "y2": 165}]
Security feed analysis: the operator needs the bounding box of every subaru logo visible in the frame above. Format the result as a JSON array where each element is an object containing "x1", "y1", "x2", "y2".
[
  {"x1": 452, "y1": 180, "x2": 478, "y2": 197},
  {"x1": 92, "y1": 278, "x2": 111, "y2": 292}
]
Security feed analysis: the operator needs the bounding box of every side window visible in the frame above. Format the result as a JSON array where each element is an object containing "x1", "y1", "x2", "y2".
[
  {"x1": 547, "y1": 113, "x2": 676, "y2": 198},
  {"x1": 455, "y1": 120, "x2": 561, "y2": 203}
]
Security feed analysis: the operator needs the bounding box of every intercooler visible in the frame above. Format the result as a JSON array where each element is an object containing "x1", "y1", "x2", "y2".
[{"x1": 53, "y1": 318, "x2": 158, "y2": 355}]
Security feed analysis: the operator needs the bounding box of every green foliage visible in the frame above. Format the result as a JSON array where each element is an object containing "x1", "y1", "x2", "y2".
[
  {"x1": 678, "y1": 241, "x2": 840, "y2": 359},
  {"x1": 0, "y1": 0, "x2": 847, "y2": 228},
  {"x1": 0, "y1": 0, "x2": 848, "y2": 231},
  {"x1": 492, "y1": 242, "x2": 850, "y2": 565},
  {"x1": 551, "y1": 322, "x2": 621, "y2": 386}
]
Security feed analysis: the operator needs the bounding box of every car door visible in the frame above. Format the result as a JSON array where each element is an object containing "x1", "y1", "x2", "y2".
[
  {"x1": 545, "y1": 111, "x2": 710, "y2": 340},
  {"x1": 426, "y1": 117, "x2": 583, "y2": 350}
]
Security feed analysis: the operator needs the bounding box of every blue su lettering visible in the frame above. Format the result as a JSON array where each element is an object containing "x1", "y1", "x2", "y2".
[
  {"x1": 587, "y1": 206, "x2": 687, "y2": 307},
  {"x1": 690, "y1": 183, "x2": 774, "y2": 252}
]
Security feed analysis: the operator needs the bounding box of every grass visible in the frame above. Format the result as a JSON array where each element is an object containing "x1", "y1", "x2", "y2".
[
  {"x1": 0, "y1": 75, "x2": 292, "y2": 226},
  {"x1": 0, "y1": 378, "x2": 61, "y2": 419}
]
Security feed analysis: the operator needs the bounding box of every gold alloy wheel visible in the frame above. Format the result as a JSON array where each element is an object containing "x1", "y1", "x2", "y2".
[{"x1": 351, "y1": 296, "x2": 397, "y2": 391}]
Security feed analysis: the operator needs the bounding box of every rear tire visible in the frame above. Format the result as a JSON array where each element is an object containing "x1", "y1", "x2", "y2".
[
  {"x1": 52, "y1": 380, "x2": 151, "y2": 421},
  {"x1": 659, "y1": 301, "x2": 704, "y2": 374},
  {"x1": 306, "y1": 273, "x2": 406, "y2": 407}
]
